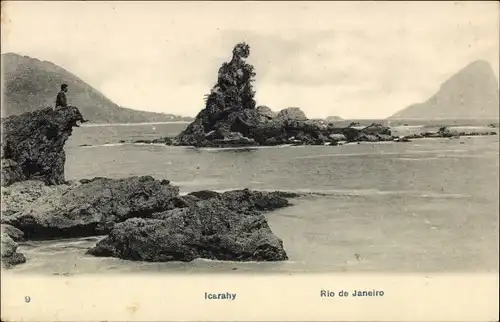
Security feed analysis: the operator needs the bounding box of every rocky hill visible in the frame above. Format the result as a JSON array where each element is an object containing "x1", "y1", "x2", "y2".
[
  {"x1": 1, "y1": 53, "x2": 192, "y2": 123},
  {"x1": 390, "y1": 60, "x2": 499, "y2": 120}
]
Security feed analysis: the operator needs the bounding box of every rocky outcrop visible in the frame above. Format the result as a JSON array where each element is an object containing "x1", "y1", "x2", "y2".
[
  {"x1": 1, "y1": 106, "x2": 85, "y2": 186},
  {"x1": 402, "y1": 126, "x2": 498, "y2": 140},
  {"x1": 1, "y1": 224, "x2": 24, "y2": 242},
  {"x1": 276, "y1": 107, "x2": 307, "y2": 121},
  {"x1": 1, "y1": 232, "x2": 26, "y2": 268},
  {"x1": 173, "y1": 43, "x2": 393, "y2": 147},
  {"x1": 87, "y1": 198, "x2": 289, "y2": 262},
  {"x1": 0, "y1": 102, "x2": 295, "y2": 264},
  {"x1": 188, "y1": 188, "x2": 299, "y2": 212},
  {"x1": 175, "y1": 42, "x2": 257, "y2": 146},
  {"x1": 1, "y1": 180, "x2": 76, "y2": 217},
  {"x1": 1, "y1": 176, "x2": 180, "y2": 239}
]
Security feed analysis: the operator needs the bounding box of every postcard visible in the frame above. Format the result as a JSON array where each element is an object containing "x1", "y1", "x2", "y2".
[{"x1": 1, "y1": 1, "x2": 498, "y2": 321}]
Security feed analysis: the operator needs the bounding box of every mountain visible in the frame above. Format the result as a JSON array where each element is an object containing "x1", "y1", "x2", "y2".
[
  {"x1": 389, "y1": 60, "x2": 499, "y2": 119},
  {"x1": 1, "y1": 53, "x2": 193, "y2": 123}
]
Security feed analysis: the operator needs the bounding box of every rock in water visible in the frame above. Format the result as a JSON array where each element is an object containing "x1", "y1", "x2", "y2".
[
  {"x1": 1, "y1": 232, "x2": 26, "y2": 268},
  {"x1": 87, "y1": 199, "x2": 288, "y2": 262},
  {"x1": 1, "y1": 106, "x2": 84, "y2": 186},
  {"x1": 1, "y1": 176, "x2": 180, "y2": 239},
  {"x1": 174, "y1": 43, "x2": 393, "y2": 147},
  {"x1": 176, "y1": 42, "x2": 258, "y2": 146},
  {"x1": 1, "y1": 224, "x2": 24, "y2": 242},
  {"x1": 1, "y1": 180, "x2": 77, "y2": 217}
]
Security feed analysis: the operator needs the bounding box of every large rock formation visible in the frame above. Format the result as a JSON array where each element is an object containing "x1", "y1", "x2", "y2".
[
  {"x1": 390, "y1": 60, "x2": 500, "y2": 119},
  {"x1": 174, "y1": 43, "x2": 393, "y2": 147},
  {"x1": 1, "y1": 106, "x2": 84, "y2": 186},
  {"x1": 2, "y1": 176, "x2": 180, "y2": 239},
  {"x1": 87, "y1": 198, "x2": 289, "y2": 262},
  {"x1": 1, "y1": 180, "x2": 76, "y2": 217},
  {"x1": 0, "y1": 104, "x2": 297, "y2": 264}
]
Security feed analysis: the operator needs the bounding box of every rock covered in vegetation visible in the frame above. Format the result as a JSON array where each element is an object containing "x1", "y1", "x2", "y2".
[
  {"x1": 87, "y1": 198, "x2": 289, "y2": 262},
  {"x1": 1, "y1": 106, "x2": 85, "y2": 186},
  {"x1": 173, "y1": 42, "x2": 393, "y2": 147},
  {"x1": 176, "y1": 42, "x2": 257, "y2": 146}
]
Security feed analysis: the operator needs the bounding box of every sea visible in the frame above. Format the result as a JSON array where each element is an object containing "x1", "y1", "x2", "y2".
[{"x1": 6, "y1": 120, "x2": 499, "y2": 275}]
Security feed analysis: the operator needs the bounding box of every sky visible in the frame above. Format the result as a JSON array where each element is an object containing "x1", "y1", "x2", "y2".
[{"x1": 2, "y1": 1, "x2": 499, "y2": 119}]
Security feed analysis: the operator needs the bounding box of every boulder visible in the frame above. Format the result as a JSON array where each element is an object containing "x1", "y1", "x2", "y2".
[
  {"x1": 1, "y1": 176, "x2": 180, "y2": 239},
  {"x1": 1, "y1": 180, "x2": 76, "y2": 217},
  {"x1": 1, "y1": 233, "x2": 26, "y2": 268},
  {"x1": 1, "y1": 106, "x2": 84, "y2": 186},
  {"x1": 188, "y1": 188, "x2": 299, "y2": 211},
  {"x1": 277, "y1": 107, "x2": 307, "y2": 122},
  {"x1": 361, "y1": 123, "x2": 392, "y2": 136},
  {"x1": 1, "y1": 224, "x2": 24, "y2": 242},
  {"x1": 256, "y1": 105, "x2": 277, "y2": 119},
  {"x1": 87, "y1": 199, "x2": 288, "y2": 262}
]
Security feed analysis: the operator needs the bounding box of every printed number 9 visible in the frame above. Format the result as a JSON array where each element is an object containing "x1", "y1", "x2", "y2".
[{"x1": 25, "y1": 296, "x2": 31, "y2": 303}]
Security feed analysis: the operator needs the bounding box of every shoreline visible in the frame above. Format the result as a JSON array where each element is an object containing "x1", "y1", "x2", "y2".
[{"x1": 80, "y1": 121, "x2": 191, "y2": 127}]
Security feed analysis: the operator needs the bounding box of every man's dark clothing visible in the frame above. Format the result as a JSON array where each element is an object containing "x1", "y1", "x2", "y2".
[{"x1": 55, "y1": 91, "x2": 67, "y2": 109}]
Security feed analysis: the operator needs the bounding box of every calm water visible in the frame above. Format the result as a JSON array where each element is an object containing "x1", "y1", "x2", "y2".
[{"x1": 8, "y1": 122, "x2": 499, "y2": 274}]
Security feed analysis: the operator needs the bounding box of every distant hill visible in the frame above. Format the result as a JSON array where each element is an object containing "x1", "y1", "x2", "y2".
[
  {"x1": 325, "y1": 115, "x2": 343, "y2": 122},
  {"x1": 389, "y1": 60, "x2": 499, "y2": 120},
  {"x1": 1, "y1": 53, "x2": 193, "y2": 123}
]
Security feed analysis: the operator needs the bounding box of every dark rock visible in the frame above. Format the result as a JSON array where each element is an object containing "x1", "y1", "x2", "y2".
[
  {"x1": 87, "y1": 199, "x2": 288, "y2": 262},
  {"x1": 172, "y1": 43, "x2": 395, "y2": 147},
  {"x1": 1, "y1": 176, "x2": 180, "y2": 239},
  {"x1": 220, "y1": 189, "x2": 298, "y2": 212},
  {"x1": 188, "y1": 190, "x2": 221, "y2": 200},
  {"x1": 1, "y1": 233, "x2": 26, "y2": 268},
  {"x1": 176, "y1": 42, "x2": 257, "y2": 146},
  {"x1": 362, "y1": 123, "x2": 392, "y2": 135},
  {"x1": 166, "y1": 195, "x2": 200, "y2": 209},
  {"x1": 188, "y1": 188, "x2": 298, "y2": 212},
  {"x1": 437, "y1": 126, "x2": 453, "y2": 138},
  {"x1": 1, "y1": 106, "x2": 84, "y2": 186}
]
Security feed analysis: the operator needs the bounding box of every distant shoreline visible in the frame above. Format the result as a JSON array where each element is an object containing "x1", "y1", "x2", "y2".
[{"x1": 80, "y1": 121, "x2": 191, "y2": 127}]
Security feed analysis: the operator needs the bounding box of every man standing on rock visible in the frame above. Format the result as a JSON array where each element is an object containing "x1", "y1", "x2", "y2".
[{"x1": 55, "y1": 84, "x2": 68, "y2": 110}]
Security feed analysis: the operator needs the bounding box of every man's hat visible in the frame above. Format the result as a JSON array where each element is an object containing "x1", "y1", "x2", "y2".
[{"x1": 61, "y1": 84, "x2": 68, "y2": 89}]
